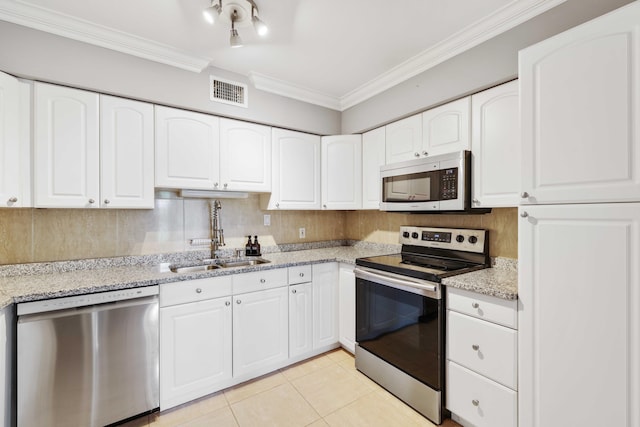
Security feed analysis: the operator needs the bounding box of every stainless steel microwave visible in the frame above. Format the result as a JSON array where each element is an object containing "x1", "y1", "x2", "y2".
[{"x1": 380, "y1": 150, "x2": 480, "y2": 213}]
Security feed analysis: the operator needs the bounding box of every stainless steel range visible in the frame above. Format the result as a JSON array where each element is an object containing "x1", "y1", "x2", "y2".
[{"x1": 354, "y1": 226, "x2": 489, "y2": 425}]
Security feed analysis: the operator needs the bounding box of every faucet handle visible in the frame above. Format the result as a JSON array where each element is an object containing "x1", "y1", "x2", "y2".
[{"x1": 235, "y1": 249, "x2": 243, "y2": 259}]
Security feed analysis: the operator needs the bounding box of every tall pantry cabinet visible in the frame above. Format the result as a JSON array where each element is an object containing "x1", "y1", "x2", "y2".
[{"x1": 518, "y1": 3, "x2": 640, "y2": 427}]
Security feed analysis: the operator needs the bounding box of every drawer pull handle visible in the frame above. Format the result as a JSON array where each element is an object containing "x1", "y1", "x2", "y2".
[
  {"x1": 299, "y1": 273, "x2": 304, "y2": 277},
  {"x1": 196, "y1": 288, "x2": 202, "y2": 293},
  {"x1": 260, "y1": 278, "x2": 266, "y2": 283},
  {"x1": 472, "y1": 399, "x2": 479, "y2": 407},
  {"x1": 472, "y1": 344, "x2": 479, "y2": 351},
  {"x1": 225, "y1": 301, "x2": 231, "y2": 306},
  {"x1": 472, "y1": 302, "x2": 479, "y2": 309}
]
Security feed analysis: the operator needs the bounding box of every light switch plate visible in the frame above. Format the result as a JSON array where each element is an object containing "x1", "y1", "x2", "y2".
[{"x1": 264, "y1": 214, "x2": 271, "y2": 226}]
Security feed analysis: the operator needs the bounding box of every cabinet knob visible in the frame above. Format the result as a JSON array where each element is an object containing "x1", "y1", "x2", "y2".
[
  {"x1": 472, "y1": 344, "x2": 480, "y2": 351},
  {"x1": 292, "y1": 289, "x2": 297, "y2": 294},
  {"x1": 88, "y1": 199, "x2": 95, "y2": 204},
  {"x1": 236, "y1": 299, "x2": 241, "y2": 304},
  {"x1": 260, "y1": 278, "x2": 266, "y2": 283},
  {"x1": 196, "y1": 288, "x2": 202, "y2": 294},
  {"x1": 8, "y1": 197, "x2": 17, "y2": 203},
  {"x1": 323, "y1": 204, "x2": 327, "y2": 208},
  {"x1": 472, "y1": 199, "x2": 479, "y2": 205},
  {"x1": 472, "y1": 399, "x2": 479, "y2": 407},
  {"x1": 422, "y1": 151, "x2": 428, "y2": 156},
  {"x1": 103, "y1": 199, "x2": 110, "y2": 205},
  {"x1": 214, "y1": 183, "x2": 219, "y2": 188},
  {"x1": 520, "y1": 211, "x2": 529, "y2": 218},
  {"x1": 521, "y1": 191, "x2": 529, "y2": 198},
  {"x1": 472, "y1": 302, "x2": 479, "y2": 309},
  {"x1": 299, "y1": 273, "x2": 304, "y2": 277},
  {"x1": 224, "y1": 183, "x2": 228, "y2": 189},
  {"x1": 275, "y1": 203, "x2": 280, "y2": 208},
  {"x1": 225, "y1": 301, "x2": 231, "y2": 306},
  {"x1": 414, "y1": 152, "x2": 420, "y2": 157}
]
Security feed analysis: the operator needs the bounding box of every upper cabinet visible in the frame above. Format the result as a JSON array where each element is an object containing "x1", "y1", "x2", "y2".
[
  {"x1": 385, "y1": 113, "x2": 422, "y2": 164},
  {"x1": 264, "y1": 128, "x2": 321, "y2": 210},
  {"x1": 321, "y1": 135, "x2": 362, "y2": 210},
  {"x1": 155, "y1": 106, "x2": 220, "y2": 190},
  {"x1": 520, "y1": 2, "x2": 640, "y2": 205},
  {"x1": 100, "y1": 95, "x2": 154, "y2": 208},
  {"x1": 422, "y1": 97, "x2": 470, "y2": 157},
  {"x1": 471, "y1": 81, "x2": 520, "y2": 208},
  {"x1": 361, "y1": 127, "x2": 385, "y2": 210},
  {"x1": 34, "y1": 83, "x2": 100, "y2": 208},
  {"x1": 0, "y1": 71, "x2": 30, "y2": 208},
  {"x1": 219, "y1": 119, "x2": 271, "y2": 192}
]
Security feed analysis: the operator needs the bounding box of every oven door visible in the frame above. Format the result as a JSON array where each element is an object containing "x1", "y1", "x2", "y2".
[{"x1": 355, "y1": 267, "x2": 444, "y2": 391}]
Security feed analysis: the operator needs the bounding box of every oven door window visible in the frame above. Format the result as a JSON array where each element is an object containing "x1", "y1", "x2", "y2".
[
  {"x1": 382, "y1": 171, "x2": 438, "y2": 202},
  {"x1": 356, "y1": 278, "x2": 443, "y2": 391}
]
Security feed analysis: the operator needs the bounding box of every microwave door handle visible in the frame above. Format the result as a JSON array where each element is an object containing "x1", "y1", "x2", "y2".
[{"x1": 354, "y1": 268, "x2": 438, "y2": 296}]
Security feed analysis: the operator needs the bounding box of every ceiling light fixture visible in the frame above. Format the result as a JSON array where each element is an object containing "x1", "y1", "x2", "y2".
[{"x1": 202, "y1": 0, "x2": 268, "y2": 48}]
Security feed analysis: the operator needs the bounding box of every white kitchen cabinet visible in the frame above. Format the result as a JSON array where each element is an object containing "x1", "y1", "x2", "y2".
[
  {"x1": 0, "y1": 72, "x2": 30, "y2": 208},
  {"x1": 155, "y1": 105, "x2": 220, "y2": 190},
  {"x1": 289, "y1": 282, "x2": 313, "y2": 358},
  {"x1": 385, "y1": 113, "x2": 422, "y2": 164},
  {"x1": 160, "y1": 295, "x2": 233, "y2": 410},
  {"x1": 321, "y1": 135, "x2": 362, "y2": 210},
  {"x1": 361, "y1": 127, "x2": 385, "y2": 210},
  {"x1": 519, "y1": 2, "x2": 640, "y2": 205},
  {"x1": 518, "y1": 203, "x2": 640, "y2": 427},
  {"x1": 232, "y1": 286, "x2": 289, "y2": 377},
  {"x1": 219, "y1": 118, "x2": 271, "y2": 192},
  {"x1": 34, "y1": 83, "x2": 100, "y2": 208},
  {"x1": 263, "y1": 128, "x2": 321, "y2": 210},
  {"x1": 422, "y1": 97, "x2": 470, "y2": 157},
  {"x1": 471, "y1": 80, "x2": 520, "y2": 208},
  {"x1": 338, "y1": 263, "x2": 356, "y2": 353},
  {"x1": 100, "y1": 95, "x2": 154, "y2": 208},
  {"x1": 312, "y1": 263, "x2": 339, "y2": 349}
]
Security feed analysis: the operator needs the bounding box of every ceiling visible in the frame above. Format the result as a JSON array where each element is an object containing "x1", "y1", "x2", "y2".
[{"x1": 0, "y1": 0, "x2": 565, "y2": 110}]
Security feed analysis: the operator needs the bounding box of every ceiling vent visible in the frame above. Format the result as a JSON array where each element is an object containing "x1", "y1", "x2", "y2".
[{"x1": 209, "y1": 75, "x2": 248, "y2": 108}]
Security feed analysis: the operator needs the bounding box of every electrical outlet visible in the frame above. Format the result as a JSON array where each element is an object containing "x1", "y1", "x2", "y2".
[
  {"x1": 299, "y1": 227, "x2": 306, "y2": 239},
  {"x1": 264, "y1": 214, "x2": 271, "y2": 226}
]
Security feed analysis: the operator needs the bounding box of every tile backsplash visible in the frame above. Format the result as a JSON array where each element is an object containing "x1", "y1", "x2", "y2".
[{"x1": 0, "y1": 194, "x2": 516, "y2": 265}]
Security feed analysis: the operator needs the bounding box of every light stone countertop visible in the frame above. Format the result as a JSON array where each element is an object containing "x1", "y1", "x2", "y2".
[{"x1": 0, "y1": 246, "x2": 518, "y2": 308}]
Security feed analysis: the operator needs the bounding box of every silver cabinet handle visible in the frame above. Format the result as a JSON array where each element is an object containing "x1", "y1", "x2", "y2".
[
  {"x1": 260, "y1": 278, "x2": 266, "y2": 283},
  {"x1": 276, "y1": 203, "x2": 280, "y2": 208},
  {"x1": 520, "y1": 211, "x2": 529, "y2": 218},
  {"x1": 472, "y1": 344, "x2": 480, "y2": 351},
  {"x1": 521, "y1": 192, "x2": 529, "y2": 198},
  {"x1": 225, "y1": 301, "x2": 231, "y2": 306},
  {"x1": 422, "y1": 151, "x2": 428, "y2": 156},
  {"x1": 323, "y1": 204, "x2": 327, "y2": 208},
  {"x1": 104, "y1": 199, "x2": 110, "y2": 205},
  {"x1": 88, "y1": 199, "x2": 95, "y2": 204},
  {"x1": 292, "y1": 289, "x2": 297, "y2": 294},
  {"x1": 8, "y1": 197, "x2": 17, "y2": 203},
  {"x1": 472, "y1": 199, "x2": 479, "y2": 204},
  {"x1": 299, "y1": 273, "x2": 304, "y2": 277},
  {"x1": 236, "y1": 299, "x2": 241, "y2": 304},
  {"x1": 224, "y1": 183, "x2": 228, "y2": 189},
  {"x1": 214, "y1": 183, "x2": 219, "y2": 188},
  {"x1": 472, "y1": 400, "x2": 479, "y2": 407},
  {"x1": 414, "y1": 152, "x2": 420, "y2": 157},
  {"x1": 196, "y1": 288, "x2": 202, "y2": 293},
  {"x1": 472, "y1": 302, "x2": 479, "y2": 308}
]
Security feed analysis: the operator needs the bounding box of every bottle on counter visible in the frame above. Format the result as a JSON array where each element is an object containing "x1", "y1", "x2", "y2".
[
  {"x1": 254, "y1": 235, "x2": 261, "y2": 256},
  {"x1": 250, "y1": 236, "x2": 258, "y2": 256},
  {"x1": 245, "y1": 236, "x2": 252, "y2": 256}
]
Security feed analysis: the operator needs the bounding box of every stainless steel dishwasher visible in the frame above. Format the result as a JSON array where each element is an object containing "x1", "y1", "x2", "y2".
[{"x1": 16, "y1": 286, "x2": 159, "y2": 427}]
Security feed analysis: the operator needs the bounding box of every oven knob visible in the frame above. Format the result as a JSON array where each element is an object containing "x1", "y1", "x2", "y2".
[
  {"x1": 411, "y1": 232, "x2": 419, "y2": 239},
  {"x1": 402, "y1": 231, "x2": 410, "y2": 238},
  {"x1": 456, "y1": 235, "x2": 464, "y2": 243},
  {"x1": 468, "y1": 236, "x2": 478, "y2": 244}
]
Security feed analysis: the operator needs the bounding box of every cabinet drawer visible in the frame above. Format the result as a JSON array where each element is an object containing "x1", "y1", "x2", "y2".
[
  {"x1": 288, "y1": 265, "x2": 312, "y2": 285},
  {"x1": 447, "y1": 287, "x2": 517, "y2": 329},
  {"x1": 446, "y1": 361, "x2": 517, "y2": 427},
  {"x1": 233, "y1": 268, "x2": 287, "y2": 294},
  {"x1": 447, "y1": 310, "x2": 517, "y2": 390},
  {"x1": 160, "y1": 276, "x2": 233, "y2": 307}
]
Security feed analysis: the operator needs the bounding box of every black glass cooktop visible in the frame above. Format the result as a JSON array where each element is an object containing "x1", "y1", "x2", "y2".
[{"x1": 356, "y1": 253, "x2": 486, "y2": 282}]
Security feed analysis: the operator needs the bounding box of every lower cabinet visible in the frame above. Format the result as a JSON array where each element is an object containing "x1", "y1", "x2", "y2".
[
  {"x1": 289, "y1": 283, "x2": 313, "y2": 358},
  {"x1": 312, "y1": 263, "x2": 339, "y2": 349},
  {"x1": 338, "y1": 263, "x2": 356, "y2": 353}
]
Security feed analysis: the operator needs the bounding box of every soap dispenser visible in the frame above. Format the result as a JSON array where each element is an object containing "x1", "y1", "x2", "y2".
[
  {"x1": 254, "y1": 235, "x2": 261, "y2": 256},
  {"x1": 245, "y1": 236, "x2": 252, "y2": 256}
]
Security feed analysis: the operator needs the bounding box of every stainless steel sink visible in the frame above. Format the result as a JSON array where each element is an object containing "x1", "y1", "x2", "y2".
[
  {"x1": 218, "y1": 258, "x2": 270, "y2": 268},
  {"x1": 168, "y1": 257, "x2": 270, "y2": 273},
  {"x1": 169, "y1": 264, "x2": 221, "y2": 273}
]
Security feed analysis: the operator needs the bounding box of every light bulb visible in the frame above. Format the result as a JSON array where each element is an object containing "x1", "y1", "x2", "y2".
[
  {"x1": 252, "y1": 15, "x2": 268, "y2": 37},
  {"x1": 202, "y1": 3, "x2": 220, "y2": 24},
  {"x1": 230, "y1": 28, "x2": 243, "y2": 48}
]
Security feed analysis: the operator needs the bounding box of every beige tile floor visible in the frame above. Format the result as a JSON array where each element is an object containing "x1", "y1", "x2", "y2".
[{"x1": 122, "y1": 349, "x2": 461, "y2": 427}]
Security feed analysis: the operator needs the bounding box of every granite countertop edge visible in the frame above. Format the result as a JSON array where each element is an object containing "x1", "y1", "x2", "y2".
[
  {"x1": 0, "y1": 247, "x2": 518, "y2": 308},
  {"x1": 441, "y1": 259, "x2": 518, "y2": 300}
]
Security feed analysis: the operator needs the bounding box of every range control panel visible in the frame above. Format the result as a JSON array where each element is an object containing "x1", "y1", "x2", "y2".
[{"x1": 399, "y1": 226, "x2": 486, "y2": 253}]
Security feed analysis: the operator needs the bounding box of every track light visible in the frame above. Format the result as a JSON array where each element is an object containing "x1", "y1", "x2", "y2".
[
  {"x1": 201, "y1": 0, "x2": 268, "y2": 48},
  {"x1": 230, "y1": 11, "x2": 243, "y2": 48},
  {"x1": 202, "y1": 0, "x2": 221, "y2": 25},
  {"x1": 251, "y1": 6, "x2": 268, "y2": 37}
]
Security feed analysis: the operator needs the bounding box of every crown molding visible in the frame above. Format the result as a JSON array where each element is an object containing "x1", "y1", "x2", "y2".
[
  {"x1": 338, "y1": 0, "x2": 567, "y2": 110},
  {"x1": 249, "y1": 72, "x2": 341, "y2": 110},
  {"x1": 0, "y1": 0, "x2": 211, "y2": 73}
]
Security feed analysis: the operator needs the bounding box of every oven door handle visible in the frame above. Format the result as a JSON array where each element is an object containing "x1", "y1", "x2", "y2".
[{"x1": 354, "y1": 267, "x2": 439, "y2": 297}]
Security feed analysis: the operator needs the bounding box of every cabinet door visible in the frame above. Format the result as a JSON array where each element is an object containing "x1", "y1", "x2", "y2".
[
  {"x1": 338, "y1": 264, "x2": 356, "y2": 353},
  {"x1": 362, "y1": 127, "x2": 385, "y2": 210},
  {"x1": 520, "y1": 2, "x2": 640, "y2": 204},
  {"x1": 321, "y1": 135, "x2": 362, "y2": 210},
  {"x1": 289, "y1": 282, "x2": 313, "y2": 358},
  {"x1": 422, "y1": 97, "x2": 470, "y2": 157},
  {"x1": 160, "y1": 296, "x2": 232, "y2": 410},
  {"x1": 219, "y1": 118, "x2": 271, "y2": 192},
  {"x1": 268, "y1": 128, "x2": 321, "y2": 210},
  {"x1": 34, "y1": 83, "x2": 99, "y2": 208},
  {"x1": 0, "y1": 72, "x2": 29, "y2": 207},
  {"x1": 471, "y1": 80, "x2": 520, "y2": 208},
  {"x1": 518, "y1": 203, "x2": 640, "y2": 427},
  {"x1": 385, "y1": 113, "x2": 422, "y2": 164},
  {"x1": 100, "y1": 95, "x2": 154, "y2": 208},
  {"x1": 313, "y1": 263, "x2": 339, "y2": 349},
  {"x1": 155, "y1": 106, "x2": 220, "y2": 190},
  {"x1": 233, "y1": 287, "x2": 288, "y2": 377}
]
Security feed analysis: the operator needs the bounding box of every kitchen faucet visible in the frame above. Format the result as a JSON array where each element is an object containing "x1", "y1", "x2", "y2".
[{"x1": 210, "y1": 199, "x2": 225, "y2": 259}]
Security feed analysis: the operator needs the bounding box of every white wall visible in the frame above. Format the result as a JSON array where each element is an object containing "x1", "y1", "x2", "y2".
[
  {"x1": 0, "y1": 21, "x2": 341, "y2": 135},
  {"x1": 341, "y1": 0, "x2": 633, "y2": 134}
]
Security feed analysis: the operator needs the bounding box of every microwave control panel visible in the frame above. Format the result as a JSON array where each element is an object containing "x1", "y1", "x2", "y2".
[{"x1": 439, "y1": 168, "x2": 458, "y2": 200}]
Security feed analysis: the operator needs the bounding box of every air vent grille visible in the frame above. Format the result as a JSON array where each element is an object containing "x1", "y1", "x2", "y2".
[{"x1": 209, "y1": 75, "x2": 248, "y2": 108}]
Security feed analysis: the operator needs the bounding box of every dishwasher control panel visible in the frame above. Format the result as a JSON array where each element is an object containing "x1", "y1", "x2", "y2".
[{"x1": 17, "y1": 285, "x2": 159, "y2": 316}]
